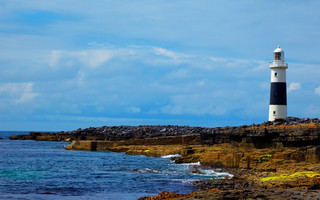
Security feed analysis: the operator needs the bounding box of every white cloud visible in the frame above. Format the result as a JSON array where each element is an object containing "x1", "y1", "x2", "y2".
[
  {"x1": 49, "y1": 50, "x2": 116, "y2": 68},
  {"x1": 288, "y1": 82, "x2": 301, "y2": 93},
  {"x1": 315, "y1": 86, "x2": 320, "y2": 95},
  {"x1": 0, "y1": 82, "x2": 39, "y2": 104},
  {"x1": 0, "y1": 82, "x2": 31, "y2": 94},
  {"x1": 152, "y1": 47, "x2": 186, "y2": 60},
  {"x1": 77, "y1": 50, "x2": 115, "y2": 68},
  {"x1": 209, "y1": 57, "x2": 227, "y2": 62},
  {"x1": 48, "y1": 50, "x2": 62, "y2": 67},
  {"x1": 251, "y1": 60, "x2": 269, "y2": 72},
  {"x1": 16, "y1": 93, "x2": 39, "y2": 104},
  {"x1": 225, "y1": 59, "x2": 252, "y2": 69}
]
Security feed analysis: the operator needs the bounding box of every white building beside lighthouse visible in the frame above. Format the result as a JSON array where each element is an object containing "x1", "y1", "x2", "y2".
[{"x1": 269, "y1": 46, "x2": 288, "y2": 121}]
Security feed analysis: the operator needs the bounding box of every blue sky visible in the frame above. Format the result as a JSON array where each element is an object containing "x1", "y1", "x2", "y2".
[{"x1": 1, "y1": 0, "x2": 320, "y2": 131}]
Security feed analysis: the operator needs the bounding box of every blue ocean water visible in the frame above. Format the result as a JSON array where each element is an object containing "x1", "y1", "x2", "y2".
[{"x1": 0, "y1": 131, "x2": 230, "y2": 200}]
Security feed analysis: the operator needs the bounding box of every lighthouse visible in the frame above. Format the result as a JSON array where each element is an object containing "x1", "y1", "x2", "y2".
[{"x1": 269, "y1": 46, "x2": 288, "y2": 121}]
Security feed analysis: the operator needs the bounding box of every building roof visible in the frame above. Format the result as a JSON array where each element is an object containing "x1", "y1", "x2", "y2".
[{"x1": 274, "y1": 45, "x2": 284, "y2": 53}]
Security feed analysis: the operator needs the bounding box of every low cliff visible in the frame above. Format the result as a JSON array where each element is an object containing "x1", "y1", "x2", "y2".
[{"x1": 66, "y1": 135, "x2": 200, "y2": 151}]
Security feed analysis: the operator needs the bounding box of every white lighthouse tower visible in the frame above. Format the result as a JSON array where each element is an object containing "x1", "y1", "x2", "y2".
[{"x1": 269, "y1": 46, "x2": 288, "y2": 121}]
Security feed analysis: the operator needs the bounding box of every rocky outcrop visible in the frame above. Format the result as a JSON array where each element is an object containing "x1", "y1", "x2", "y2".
[
  {"x1": 200, "y1": 126, "x2": 320, "y2": 148},
  {"x1": 9, "y1": 125, "x2": 207, "y2": 141},
  {"x1": 9, "y1": 117, "x2": 320, "y2": 149},
  {"x1": 66, "y1": 135, "x2": 200, "y2": 151},
  {"x1": 9, "y1": 132, "x2": 72, "y2": 141},
  {"x1": 59, "y1": 125, "x2": 208, "y2": 141}
]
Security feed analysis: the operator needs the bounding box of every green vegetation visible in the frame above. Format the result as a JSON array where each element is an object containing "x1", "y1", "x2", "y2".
[{"x1": 260, "y1": 171, "x2": 320, "y2": 182}]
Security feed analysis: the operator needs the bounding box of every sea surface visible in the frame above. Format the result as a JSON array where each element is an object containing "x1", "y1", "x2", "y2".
[{"x1": 0, "y1": 131, "x2": 230, "y2": 200}]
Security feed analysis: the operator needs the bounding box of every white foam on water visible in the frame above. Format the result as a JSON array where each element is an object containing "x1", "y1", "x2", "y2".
[
  {"x1": 196, "y1": 169, "x2": 233, "y2": 179},
  {"x1": 161, "y1": 154, "x2": 181, "y2": 158},
  {"x1": 171, "y1": 178, "x2": 202, "y2": 183},
  {"x1": 179, "y1": 161, "x2": 201, "y2": 166},
  {"x1": 132, "y1": 168, "x2": 162, "y2": 173}
]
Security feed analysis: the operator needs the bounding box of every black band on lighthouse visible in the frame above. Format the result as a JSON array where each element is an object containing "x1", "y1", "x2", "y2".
[{"x1": 270, "y1": 82, "x2": 287, "y2": 105}]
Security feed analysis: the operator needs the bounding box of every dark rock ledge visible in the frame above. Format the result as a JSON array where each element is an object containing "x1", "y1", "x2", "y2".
[{"x1": 9, "y1": 117, "x2": 320, "y2": 149}]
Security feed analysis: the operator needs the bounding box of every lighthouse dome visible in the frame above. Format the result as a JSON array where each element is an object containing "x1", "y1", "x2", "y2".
[{"x1": 274, "y1": 46, "x2": 284, "y2": 53}]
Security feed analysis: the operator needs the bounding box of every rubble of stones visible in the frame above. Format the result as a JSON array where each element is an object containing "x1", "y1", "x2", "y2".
[
  {"x1": 259, "y1": 117, "x2": 320, "y2": 126},
  {"x1": 57, "y1": 117, "x2": 319, "y2": 138},
  {"x1": 9, "y1": 117, "x2": 320, "y2": 143},
  {"x1": 58, "y1": 125, "x2": 211, "y2": 140}
]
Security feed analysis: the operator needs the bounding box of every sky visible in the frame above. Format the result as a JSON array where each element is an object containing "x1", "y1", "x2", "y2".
[{"x1": 1, "y1": 0, "x2": 320, "y2": 131}]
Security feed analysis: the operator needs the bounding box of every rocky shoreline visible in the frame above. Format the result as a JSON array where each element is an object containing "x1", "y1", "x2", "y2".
[{"x1": 9, "y1": 117, "x2": 320, "y2": 199}]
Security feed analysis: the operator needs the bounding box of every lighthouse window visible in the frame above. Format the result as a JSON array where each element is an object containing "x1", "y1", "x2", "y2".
[
  {"x1": 274, "y1": 72, "x2": 277, "y2": 77},
  {"x1": 273, "y1": 111, "x2": 276, "y2": 115},
  {"x1": 275, "y1": 52, "x2": 281, "y2": 60}
]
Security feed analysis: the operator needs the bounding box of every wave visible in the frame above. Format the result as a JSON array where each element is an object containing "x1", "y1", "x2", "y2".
[
  {"x1": 170, "y1": 178, "x2": 203, "y2": 183},
  {"x1": 198, "y1": 169, "x2": 233, "y2": 179},
  {"x1": 161, "y1": 154, "x2": 181, "y2": 158},
  {"x1": 179, "y1": 161, "x2": 201, "y2": 166},
  {"x1": 131, "y1": 168, "x2": 162, "y2": 173}
]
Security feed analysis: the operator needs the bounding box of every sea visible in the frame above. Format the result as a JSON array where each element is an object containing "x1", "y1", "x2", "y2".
[{"x1": 0, "y1": 131, "x2": 231, "y2": 200}]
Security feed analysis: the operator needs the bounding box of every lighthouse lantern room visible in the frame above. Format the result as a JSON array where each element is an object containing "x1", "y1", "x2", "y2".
[{"x1": 269, "y1": 46, "x2": 288, "y2": 121}]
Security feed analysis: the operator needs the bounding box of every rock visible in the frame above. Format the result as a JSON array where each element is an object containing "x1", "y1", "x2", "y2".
[
  {"x1": 189, "y1": 167, "x2": 204, "y2": 174},
  {"x1": 9, "y1": 134, "x2": 32, "y2": 140},
  {"x1": 160, "y1": 128, "x2": 166, "y2": 132},
  {"x1": 181, "y1": 147, "x2": 195, "y2": 156},
  {"x1": 138, "y1": 191, "x2": 189, "y2": 200}
]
